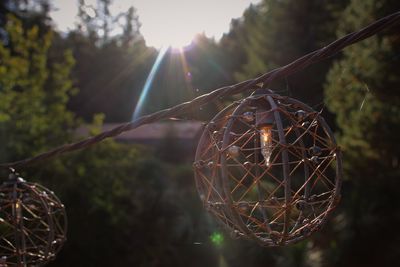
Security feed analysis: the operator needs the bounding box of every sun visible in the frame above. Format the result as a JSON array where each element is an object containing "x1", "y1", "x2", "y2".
[
  {"x1": 136, "y1": 0, "x2": 208, "y2": 49},
  {"x1": 152, "y1": 25, "x2": 195, "y2": 49},
  {"x1": 51, "y1": 0, "x2": 261, "y2": 49},
  {"x1": 134, "y1": 0, "x2": 261, "y2": 49},
  {"x1": 140, "y1": 10, "x2": 199, "y2": 48}
]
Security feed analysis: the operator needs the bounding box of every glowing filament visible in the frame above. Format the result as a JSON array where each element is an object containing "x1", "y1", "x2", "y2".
[
  {"x1": 14, "y1": 201, "x2": 22, "y2": 223},
  {"x1": 260, "y1": 126, "x2": 273, "y2": 166}
]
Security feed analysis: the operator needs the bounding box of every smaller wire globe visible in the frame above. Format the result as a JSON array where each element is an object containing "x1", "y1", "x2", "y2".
[
  {"x1": 0, "y1": 172, "x2": 67, "y2": 266},
  {"x1": 193, "y1": 90, "x2": 342, "y2": 246}
]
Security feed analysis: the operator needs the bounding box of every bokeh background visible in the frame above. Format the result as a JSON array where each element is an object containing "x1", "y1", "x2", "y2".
[{"x1": 0, "y1": 0, "x2": 399, "y2": 266}]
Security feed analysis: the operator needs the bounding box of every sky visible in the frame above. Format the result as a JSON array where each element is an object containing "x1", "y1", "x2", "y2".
[{"x1": 51, "y1": 0, "x2": 261, "y2": 48}]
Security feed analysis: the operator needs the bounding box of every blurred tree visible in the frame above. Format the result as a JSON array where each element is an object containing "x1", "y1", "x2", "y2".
[
  {"x1": 0, "y1": 14, "x2": 218, "y2": 267},
  {"x1": 3, "y1": 0, "x2": 399, "y2": 266},
  {"x1": 98, "y1": 0, "x2": 112, "y2": 43},
  {"x1": 63, "y1": 32, "x2": 155, "y2": 122},
  {"x1": 76, "y1": 0, "x2": 97, "y2": 41},
  {"x1": 62, "y1": 1, "x2": 156, "y2": 122},
  {"x1": 220, "y1": 4, "x2": 260, "y2": 84},
  {"x1": 324, "y1": 0, "x2": 400, "y2": 266},
  {"x1": 44, "y1": 138, "x2": 206, "y2": 266},
  {"x1": 0, "y1": 0, "x2": 53, "y2": 37},
  {"x1": 121, "y1": 6, "x2": 141, "y2": 47},
  {"x1": 0, "y1": 14, "x2": 76, "y2": 162},
  {"x1": 234, "y1": 0, "x2": 348, "y2": 106}
]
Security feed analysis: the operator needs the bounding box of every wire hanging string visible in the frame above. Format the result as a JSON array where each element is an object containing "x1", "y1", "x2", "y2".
[{"x1": 1, "y1": 11, "x2": 399, "y2": 169}]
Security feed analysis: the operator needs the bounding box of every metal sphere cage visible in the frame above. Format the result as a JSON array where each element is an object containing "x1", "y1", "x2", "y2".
[
  {"x1": 194, "y1": 90, "x2": 342, "y2": 246},
  {"x1": 0, "y1": 173, "x2": 67, "y2": 266}
]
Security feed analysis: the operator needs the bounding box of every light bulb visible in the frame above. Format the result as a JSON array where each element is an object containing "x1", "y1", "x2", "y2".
[
  {"x1": 260, "y1": 125, "x2": 273, "y2": 166},
  {"x1": 13, "y1": 200, "x2": 22, "y2": 224}
]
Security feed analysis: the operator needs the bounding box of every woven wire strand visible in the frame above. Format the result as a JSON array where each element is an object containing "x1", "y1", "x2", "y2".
[{"x1": 0, "y1": 11, "x2": 399, "y2": 169}]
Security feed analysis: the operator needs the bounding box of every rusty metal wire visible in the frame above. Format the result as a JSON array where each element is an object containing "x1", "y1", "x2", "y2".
[
  {"x1": 0, "y1": 11, "x2": 399, "y2": 169},
  {"x1": 0, "y1": 172, "x2": 67, "y2": 266},
  {"x1": 193, "y1": 91, "x2": 342, "y2": 246}
]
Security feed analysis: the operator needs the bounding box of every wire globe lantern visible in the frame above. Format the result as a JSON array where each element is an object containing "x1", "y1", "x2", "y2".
[
  {"x1": 194, "y1": 89, "x2": 342, "y2": 246},
  {"x1": 0, "y1": 171, "x2": 67, "y2": 266}
]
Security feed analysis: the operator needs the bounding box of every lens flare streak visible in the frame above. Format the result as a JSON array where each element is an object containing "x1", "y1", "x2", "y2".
[
  {"x1": 132, "y1": 46, "x2": 169, "y2": 121},
  {"x1": 178, "y1": 48, "x2": 195, "y2": 99}
]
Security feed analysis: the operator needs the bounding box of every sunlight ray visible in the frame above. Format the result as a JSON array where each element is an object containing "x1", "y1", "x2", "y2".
[{"x1": 132, "y1": 46, "x2": 169, "y2": 120}]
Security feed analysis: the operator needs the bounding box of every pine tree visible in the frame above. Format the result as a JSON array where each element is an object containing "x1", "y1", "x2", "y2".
[
  {"x1": 235, "y1": 0, "x2": 348, "y2": 105},
  {"x1": 62, "y1": 1, "x2": 155, "y2": 122},
  {"x1": 324, "y1": 0, "x2": 400, "y2": 266}
]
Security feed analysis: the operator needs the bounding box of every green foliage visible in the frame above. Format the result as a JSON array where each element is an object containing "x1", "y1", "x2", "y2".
[
  {"x1": 324, "y1": 0, "x2": 400, "y2": 265},
  {"x1": 56, "y1": 0, "x2": 158, "y2": 122},
  {"x1": 235, "y1": 0, "x2": 348, "y2": 106},
  {"x1": 325, "y1": 0, "x2": 400, "y2": 180},
  {"x1": 64, "y1": 31, "x2": 155, "y2": 122},
  {"x1": 1, "y1": 1, "x2": 400, "y2": 266},
  {"x1": 42, "y1": 141, "x2": 188, "y2": 266},
  {"x1": 0, "y1": 15, "x2": 76, "y2": 161},
  {"x1": 0, "y1": 14, "x2": 216, "y2": 267}
]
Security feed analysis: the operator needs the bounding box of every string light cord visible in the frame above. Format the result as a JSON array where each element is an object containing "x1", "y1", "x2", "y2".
[{"x1": 1, "y1": 11, "x2": 399, "y2": 169}]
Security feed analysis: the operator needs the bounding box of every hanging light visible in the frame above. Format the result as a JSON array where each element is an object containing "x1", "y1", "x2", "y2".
[
  {"x1": 255, "y1": 97, "x2": 275, "y2": 167},
  {"x1": 193, "y1": 89, "x2": 342, "y2": 246},
  {"x1": 0, "y1": 170, "x2": 67, "y2": 266}
]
